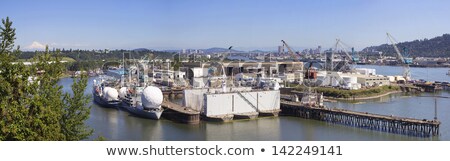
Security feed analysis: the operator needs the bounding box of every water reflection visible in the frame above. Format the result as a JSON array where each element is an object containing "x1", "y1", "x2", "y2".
[{"x1": 57, "y1": 66, "x2": 449, "y2": 140}]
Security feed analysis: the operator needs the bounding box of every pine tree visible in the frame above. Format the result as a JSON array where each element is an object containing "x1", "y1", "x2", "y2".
[{"x1": 0, "y1": 17, "x2": 93, "y2": 140}]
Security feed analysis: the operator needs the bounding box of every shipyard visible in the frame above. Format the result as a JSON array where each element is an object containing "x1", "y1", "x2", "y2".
[
  {"x1": 5, "y1": 1, "x2": 450, "y2": 161},
  {"x1": 2, "y1": 1, "x2": 450, "y2": 143},
  {"x1": 86, "y1": 35, "x2": 448, "y2": 139}
]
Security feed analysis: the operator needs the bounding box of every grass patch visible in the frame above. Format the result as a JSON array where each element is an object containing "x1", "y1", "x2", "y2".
[{"x1": 295, "y1": 85, "x2": 400, "y2": 98}]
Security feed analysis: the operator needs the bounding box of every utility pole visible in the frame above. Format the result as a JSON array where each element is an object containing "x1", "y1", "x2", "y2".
[
  {"x1": 417, "y1": 96, "x2": 450, "y2": 121},
  {"x1": 434, "y1": 97, "x2": 437, "y2": 120}
]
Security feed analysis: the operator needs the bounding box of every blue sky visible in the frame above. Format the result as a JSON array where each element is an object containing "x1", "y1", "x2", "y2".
[{"x1": 1, "y1": 0, "x2": 450, "y2": 51}]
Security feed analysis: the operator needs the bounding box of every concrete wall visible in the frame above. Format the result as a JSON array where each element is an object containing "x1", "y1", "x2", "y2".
[
  {"x1": 184, "y1": 87, "x2": 254, "y2": 112},
  {"x1": 205, "y1": 94, "x2": 233, "y2": 116},
  {"x1": 183, "y1": 89, "x2": 205, "y2": 112},
  {"x1": 203, "y1": 90, "x2": 280, "y2": 116}
]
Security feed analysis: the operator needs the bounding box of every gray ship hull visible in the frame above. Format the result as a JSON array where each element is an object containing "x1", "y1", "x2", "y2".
[
  {"x1": 93, "y1": 93, "x2": 121, "y2": 109},
  {"x1": 122, "y1": 103, "x2": 163, "y2": 120}
]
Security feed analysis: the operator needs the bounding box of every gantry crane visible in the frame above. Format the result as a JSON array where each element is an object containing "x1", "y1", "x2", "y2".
[{"x1": 386, "y1": 33, "x2": 412, "y2": 82}]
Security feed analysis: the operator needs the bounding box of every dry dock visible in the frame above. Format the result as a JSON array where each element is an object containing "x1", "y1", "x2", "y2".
[
  {"x1": 281, "y1": 100, "x2": 440, "y2": 137},
  {"x1": 161, "y1": 101, "x2": 200, "y2": 124}
]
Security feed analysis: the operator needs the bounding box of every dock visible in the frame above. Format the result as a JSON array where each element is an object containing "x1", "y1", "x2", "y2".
[
  {"x1": 281, "y1": 100, "x2": 440, "y2": 137},
  {"x1": 161, "y1": 101, "x2": 200, "y2": 124},
  {"x1": 413, "y1": 83, "x2": 443, "y2": 92},
  {"x1": 162, "y1": 87, "x2": 185, "y2": 98},
  {"x1": 399, "y1": 85, "x2": 423, "y2": 92}
]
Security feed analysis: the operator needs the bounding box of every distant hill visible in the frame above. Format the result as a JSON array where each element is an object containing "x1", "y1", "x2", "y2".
[
  {"x1": 363, "y1": 34, "x2": 450, "y2": 57},
  {"x1": 203, "y1": 47, "x2": 243, "y2": 53},
  {"x1": 133, "y1": 48, "x2": 151, "y2": 52},
  {"x1": 249, "y1": 50, "x2": 269, "y2": 53}
]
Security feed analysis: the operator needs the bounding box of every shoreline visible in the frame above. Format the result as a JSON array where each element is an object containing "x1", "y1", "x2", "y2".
[
  {"x1": 359, "y1": 64, "x2": 450, "y2": 68},
  {"x1": 325, "y1": 90, "x2": 403, "y2": 101}
]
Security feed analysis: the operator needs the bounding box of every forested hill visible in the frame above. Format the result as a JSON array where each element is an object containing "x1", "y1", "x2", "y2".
[
  {"x1": 19, "y1": 49, "x2": 175, "y2": 61},
  {"x1": 363, "y1": 34, "x2": 450, "y2": 57}
]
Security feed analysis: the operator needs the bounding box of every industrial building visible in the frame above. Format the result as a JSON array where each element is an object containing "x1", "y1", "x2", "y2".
[
  {"x1": 183, "y1": 61, "x2": 303, "y2": 88},
  {"x1": 356, "y1": 75, "x2": 391, "y2": 87}
]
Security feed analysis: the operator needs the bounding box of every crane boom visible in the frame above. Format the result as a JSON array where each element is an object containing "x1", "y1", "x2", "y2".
[
  {"x1": 386, "y1": 33, "x2": 411, "y2": 81},
  {"x1": 386, "y1": 33, "x2": 406, "y2": 63},
  {"x1": 336, "y1": 39, "x2": 354, "y2": 63},
  {"x1": 281, "y1": 40, "x2": 300, "y2": 61}
]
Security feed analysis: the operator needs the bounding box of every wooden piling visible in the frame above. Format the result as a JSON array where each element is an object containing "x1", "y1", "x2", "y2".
[{"x1": 281, "y1": 100, "x2": 440, "y2": 137}]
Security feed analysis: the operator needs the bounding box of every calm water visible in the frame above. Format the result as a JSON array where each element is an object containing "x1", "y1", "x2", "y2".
[{"x1": 58, "y1": 65, "x2": 450, "y2": 140}]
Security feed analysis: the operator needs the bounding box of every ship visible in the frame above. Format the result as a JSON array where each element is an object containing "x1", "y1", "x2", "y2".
[
  {"x1": 92, "y1": 79, "x2": 121, "y2": 109},
  {"x1": 120, "y1": 86, "x2": 164, "y2": 120}
]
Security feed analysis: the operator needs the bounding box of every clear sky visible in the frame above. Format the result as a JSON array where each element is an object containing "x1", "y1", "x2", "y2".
[{"x1": 1, "y1": 0, "x2": 450, "y2": 51}]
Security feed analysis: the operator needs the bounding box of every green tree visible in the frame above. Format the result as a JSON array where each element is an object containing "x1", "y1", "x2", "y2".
[
  {"x1": 62, "y1": 73, "x2": 93, "y2": 140},
  {"x1": 0, "y1": 17, "x2": 92, "y2": 140}
]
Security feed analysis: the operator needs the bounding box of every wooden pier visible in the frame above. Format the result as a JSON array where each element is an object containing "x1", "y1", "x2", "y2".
[
  {"x1": 413, "y1": 83, "x2": 443, "y2": 92},
  {"x1": 281, "y1": 101, "x2": 440, "y2": 137},
  {"x1": 399, "y1": 85, "x2": 423, "y2": 93},
  {"x1": 161, "y1": 101, "x2": 200, "y2": 124}
]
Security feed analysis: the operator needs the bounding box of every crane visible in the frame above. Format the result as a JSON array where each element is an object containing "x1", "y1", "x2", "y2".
[
  {"x1": 386, "y1": 33, "x2": 412, "y2": 82},
  {"x1": 281, "y1": 40, "x2": 301, "y2": 61},
  {"x1": 219, "y1": 46, "x2": 233, "y2": 63},
  {"x1": 334, "y1": 39, "x2": 360, "y2": 72}
]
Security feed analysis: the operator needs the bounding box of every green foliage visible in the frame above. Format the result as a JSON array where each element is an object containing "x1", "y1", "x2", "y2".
[
  {"x1": 94, "y1": 135, "x2": 107, "y2": 141},
  {"x1": 20, "y1": 50, "x2": 175, "y2": 63},
  {"x1": 363, "y1": 34, "x2": 450, "y2": 57},
  {"x1": 0, "y1": 17, "x2": 16, "y2": 55},
  {"x1": 0, "y1": 17, "x2": 92, "y2": 140},
  {"x1": 296, "y1": 85, "x2": 400, "y2": 98},
  {"x1": 62, "y1": 74, "x2": 93, "y2": 140}
]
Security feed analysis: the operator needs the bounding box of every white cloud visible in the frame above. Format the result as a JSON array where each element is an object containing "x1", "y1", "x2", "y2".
[{"x1": 27, "y1": 41, "x2": 46, "y2": 50}]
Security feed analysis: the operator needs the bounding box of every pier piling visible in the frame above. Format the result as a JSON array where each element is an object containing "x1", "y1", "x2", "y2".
[{"x1": 281, "y1": 101, "x2": 440, "y2": 137}]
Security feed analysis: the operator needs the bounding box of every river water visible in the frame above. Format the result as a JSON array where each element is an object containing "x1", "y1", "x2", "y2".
[{"x1": 58, "y1": 65, "x2": 450, "y2": 140}]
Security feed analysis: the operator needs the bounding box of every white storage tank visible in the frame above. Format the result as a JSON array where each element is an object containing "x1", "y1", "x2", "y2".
[
  {"x1": 103, "y1": 87, "x2": 119, "y2": 101},
  {"x1": 141, "y1": 86, "x2": 163, "y2": 110},
  {"x1": 119, "y1": 87, "x2": 127, "y2": 98}
]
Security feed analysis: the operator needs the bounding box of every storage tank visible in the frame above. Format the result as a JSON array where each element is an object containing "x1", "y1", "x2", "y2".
[
  {"x1": 141, "y1": 86, "x2": 163, "y2": 110},
  {"x1": 119, "y1": 87, "x2": 127, "y2": 98},
  {"x1": 103, "y1": 87, "x2": 119, "y2": 101}
]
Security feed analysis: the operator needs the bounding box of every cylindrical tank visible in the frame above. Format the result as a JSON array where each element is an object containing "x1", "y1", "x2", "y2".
[
  {"x1": 119, "y1": 87, "x2": 127, "y2": 98},
  {"x1": 103, "y1": 87, "x2": 119, "y2": 101},
  {"x1": 141, "y1": 86, "x2": 163, "y2": 110}
]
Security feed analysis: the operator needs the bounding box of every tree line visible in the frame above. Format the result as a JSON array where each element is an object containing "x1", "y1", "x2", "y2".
[
  {"x1": 20, "y1": 49, "x2": 176, "y2": 71},
  {"x1": 363, "y1": 34, "x2": 450, "y2": 58}
]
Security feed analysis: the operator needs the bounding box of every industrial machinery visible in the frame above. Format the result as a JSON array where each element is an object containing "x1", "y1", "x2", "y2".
[
  {"x1": 333, "y1": 38, "x2": 359, "y2": 72},
  {"x1": 281, "y1": 40, "x2": 301, "y2": 61},
  {"x1": 386, "y1": 33, "x2": 412, "y2": 82}
]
